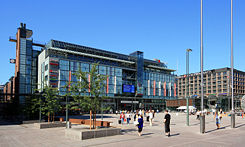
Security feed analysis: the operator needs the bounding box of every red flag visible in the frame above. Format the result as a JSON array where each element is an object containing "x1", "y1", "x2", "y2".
[
  {"x1": 174, "y1": 83, "x2": 176, "y2": 97},
  {"x1": 88, "y1": 74, "x2": 90, "y2": 92}
]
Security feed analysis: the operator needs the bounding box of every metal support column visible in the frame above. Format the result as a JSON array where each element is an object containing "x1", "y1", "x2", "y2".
[
  {"x1": 39, "y1": 95, "x2": 41, "y2": 123},
  {"x1": 231, "y1": 0, "x2": 235, "y2": 128},
  {"x1": 66, "y1": 95, "x2": 70, "y2": 129},
  {"x1": 186, "y1": 48, "x2": 192, "y2": 126},
  {"x1": 200, "y1": 0, "x2": 205, "y2": 134}
]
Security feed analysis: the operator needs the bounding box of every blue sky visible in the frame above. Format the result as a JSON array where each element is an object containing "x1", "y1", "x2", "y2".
[{"x1": 0, "y1": 0, "x2": 244, "y2": 85}]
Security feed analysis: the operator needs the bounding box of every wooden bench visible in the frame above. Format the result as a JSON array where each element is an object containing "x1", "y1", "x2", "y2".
[{"x1": 69, "y1": 119, "x2": 111, "y2": 127}]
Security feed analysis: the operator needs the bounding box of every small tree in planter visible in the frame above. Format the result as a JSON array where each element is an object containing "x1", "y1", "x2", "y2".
[
  {"x1": 33, "y1": 85, "x2": 62, "y2": 123},
  {"x1": 69, "y1": 63, "x2": 108, "y2": 129}
]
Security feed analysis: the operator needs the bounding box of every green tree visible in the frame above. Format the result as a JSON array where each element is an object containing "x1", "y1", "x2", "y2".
[
  {"x1": 23, "y1": 95, "x2": 39, "y2": 120},
  {"x1": 69, "y1": 63, "x2": 108, "y2": 129},
  {"x1": 32, "y1": 85, "x2": 62, "y2": 123}
]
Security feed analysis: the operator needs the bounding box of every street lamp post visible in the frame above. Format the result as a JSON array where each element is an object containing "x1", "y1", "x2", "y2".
[
  {"x1": 39, "y1": 95, "x2": 41, "y2": 123},
  {"x1": 230, "y1": 0, "x2": 235, "y2": 128},
  {"x1": 186, "y1": 48, "x2": 192, "y2": 126},
  {"x1": 66, "y1": 87, "x2": 70, "y2": 129},
  {"x1": 66, "y1": 94, "x2": 69, "y2": 128},
  {"x1": 200, "y1": 0, "x2": 205, "y2": 134}
]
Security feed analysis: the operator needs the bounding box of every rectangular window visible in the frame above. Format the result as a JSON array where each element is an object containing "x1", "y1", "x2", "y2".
[
  {"x1": 115, "y1": 68, "x2": 122, "y2": 77},
  {"x1": 45, "y1": 75, "x2": 48, "y2": 81},
  {"x1": 108, "y1": 67, "x2": 114, "y2": 76},
  {"x1": 99, "y1": 65, "x2": 106, "y2": 75},
  {"x1": 60, "y1": 71, "x2": 69, "y2": 81},
  {"x1": 60, "y1": 60, "x2": 69, "y2": 71},
  {"x1": 81, "y1": 63, "x2": 89, "y2": 72}
]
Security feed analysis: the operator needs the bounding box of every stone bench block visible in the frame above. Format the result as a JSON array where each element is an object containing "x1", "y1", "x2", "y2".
[
  {"x1": 34, "y1": 122, "x2": 66, "y2": 129},
  {"x1": 65, "y1": 127, "x2": 121, "y2": 140}
]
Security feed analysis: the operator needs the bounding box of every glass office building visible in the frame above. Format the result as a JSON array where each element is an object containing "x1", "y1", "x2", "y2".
[
  {"x1": 7, "y1": 23, "x2": 43, "y2": 104},
  {"x1": 38, "y1": 40, "x2": 177, "y2": 111}
]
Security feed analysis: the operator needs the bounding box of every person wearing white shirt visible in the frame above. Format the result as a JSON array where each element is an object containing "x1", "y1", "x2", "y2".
[
  {"x1": 149, "y1": 110, "x2": 153, "y2": 126},
  {"x1": 125, "y1": 111, "x2": 131, "y2": 124}
]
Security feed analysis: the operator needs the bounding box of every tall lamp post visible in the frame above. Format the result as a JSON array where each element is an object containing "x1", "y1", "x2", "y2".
[
  {"x1": 230, "y1": 0, "x2": 235, "y2": 128},
  {"x1": 200, "y1": 0, "x2": 205, "y2": 134},
  {"x1": 186, "y1": 48, "x2": 192, "y2": 126},
  {"x1": 39, "y1": 94, "x2": 42, "y2": 123},
  {"x1": 66, "y1": 86, "x2": 70, "y2": 129}
]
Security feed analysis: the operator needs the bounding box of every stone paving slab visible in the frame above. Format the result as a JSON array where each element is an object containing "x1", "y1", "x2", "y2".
[{"x1": 1, "y1": 113, "x2": 245, "y2": 147}]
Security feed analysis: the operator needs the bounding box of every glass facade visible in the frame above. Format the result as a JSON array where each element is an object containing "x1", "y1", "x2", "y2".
[
  {"x1": 52, "y1": 59, "x2": 123, "y2": 97},
  {"x1": 19, "y1": 39, "x2": 38, "y2": 93},
  {"x1": 143, "y1": 70, "x2": 175, "y2": 99},
  {"x1": 38, "y1": 40, "x2": 177, "y2": 111}
]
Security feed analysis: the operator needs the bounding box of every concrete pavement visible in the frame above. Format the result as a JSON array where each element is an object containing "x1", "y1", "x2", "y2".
[{"x1": 1, "y1": 113, "x2": 245, "y2": 147}]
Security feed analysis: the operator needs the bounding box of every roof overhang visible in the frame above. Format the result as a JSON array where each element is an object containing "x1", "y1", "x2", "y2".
[
  {"x1": 147, "y1": 65, "x2": 175, "y2": 72},
  {"x1": 48, "y1": 47, "x2": 135, "y2": 64}
]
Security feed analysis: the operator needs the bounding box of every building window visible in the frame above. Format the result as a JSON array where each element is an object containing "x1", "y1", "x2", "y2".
[
  {"x1": 45, "y1": 64, "x2": 48, "y2": 71},
  {"x1": 45, "y1": 75, "x2": 48, "y2": 81}
]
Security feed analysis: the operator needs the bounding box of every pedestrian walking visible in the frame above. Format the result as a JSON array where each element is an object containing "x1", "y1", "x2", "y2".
[
  {"x1": 139, "y1": 109, "x2": 142, "y2": 116},
  {"x1": 126, "y1": 111, "x2": 130, "y2": 125},
  {"x1": 149, "y1": 110, "x2": 153, "y2": 126},
  {"x1": 214, "y1": 110, "x2": 220, "y2": 129},
  {"x1": 164, "y1": 110, "x2": 171, "y2": 137},
  {"x1": 120, "y1": 112, "x2": 125, "y2": 125},
  {"x1": 146, "y1": 110, "x2": 149, "y2": 122},
  {"x1": 137, "y1": 115, "x2": 144, "y2": 136},
  {"x1": 196, "y1": 110, "x2": 200, "y2": 120},
  {"x1": 219, "y1": 109, "x2": 223, "y2": 120},
  {"x1": 242, "y1": 109, "x2": 244, "y2": 119}
]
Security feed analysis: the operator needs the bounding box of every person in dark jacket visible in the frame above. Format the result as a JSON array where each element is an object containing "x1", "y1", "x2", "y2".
[
  {"x1": 164, "y1": 110, "x2": 171, "y2": 137},
  {"x1": 137, "y1": 115, "x2": 144, "y2": 136}
]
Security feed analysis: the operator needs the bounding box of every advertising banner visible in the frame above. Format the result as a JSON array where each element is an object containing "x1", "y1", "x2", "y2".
[
  {"x1": 123, "y1": 85, "x2": 135, "y2": 93},
  {"x1": 159, "y1": 81, "x2": 161, "y2": 96},
  {"x1": 88, "y1": 74, "x2": 90, "y2": 92},
  {"x1": 169, "y1": 82, "x2": 171, "y2": 97},
  {"x1": 174, "y1": 83, "x2": 176, "y2": 97},
  {"x1": 148, "y1": 80, "x2": 150, "y2": 96},
  {"x1": 114, "y1": 76, "x2": 116, "y2": 94}
]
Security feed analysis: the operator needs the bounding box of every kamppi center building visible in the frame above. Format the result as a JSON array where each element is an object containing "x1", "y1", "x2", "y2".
[{"x1": 6, "y1": 24, "x2": 177, "y2": 111}]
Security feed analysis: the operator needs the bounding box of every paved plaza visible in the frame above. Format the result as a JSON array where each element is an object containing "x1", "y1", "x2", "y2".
[{"x1": 1, "y1": 113, "x2": 245, "y2": 147}]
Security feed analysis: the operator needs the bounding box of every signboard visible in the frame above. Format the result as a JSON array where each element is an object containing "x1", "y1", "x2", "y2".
[
  {"x1": 10, "y1": 59, "x2": 16, "y2": 64},
  {"x1": 121, "y1": 101, "x2": 139, "y2": 104},
  {"x1": 123, "y1": 85, "x2": 135, "y2": 93}
]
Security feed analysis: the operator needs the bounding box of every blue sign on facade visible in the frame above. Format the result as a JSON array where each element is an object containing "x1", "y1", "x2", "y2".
[{"x1": 123, "y1": 85, "x2": 135, "y2": 93}]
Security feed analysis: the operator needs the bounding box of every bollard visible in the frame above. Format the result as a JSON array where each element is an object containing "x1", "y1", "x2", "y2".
[
  {"x1": 200, "y1": 114, "x2": 205, "y2": 134},
  {"x1": 231, "y1": 113, "x2": 235, "y2": 128},
  {"x1": 66, "y1": 121, "x2": 71, "y2": 129}
]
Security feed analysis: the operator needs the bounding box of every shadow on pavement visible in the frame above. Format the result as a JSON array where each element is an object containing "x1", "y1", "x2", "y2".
[
  {"x1": 190, "y1": 123, "x2": 200, "y2": 126},
  {"x1": 0, "y1": 120, "x2": 21, "y2": 126},
  {"x1": 170, "y1": 133, "x2": 180, "y2": 137},
  {"x1": 205, "y1": 126, "x2": 228, "y2": 133},
  {"x1": 142, "y1": 133, "x2": 154, "y2": 136},
  {"x1": 235, "y1": 123, "x2": 245, "y2": 128},
  {"x1": 121, "y1": 129, "x2": 137, "y2": 133}
]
